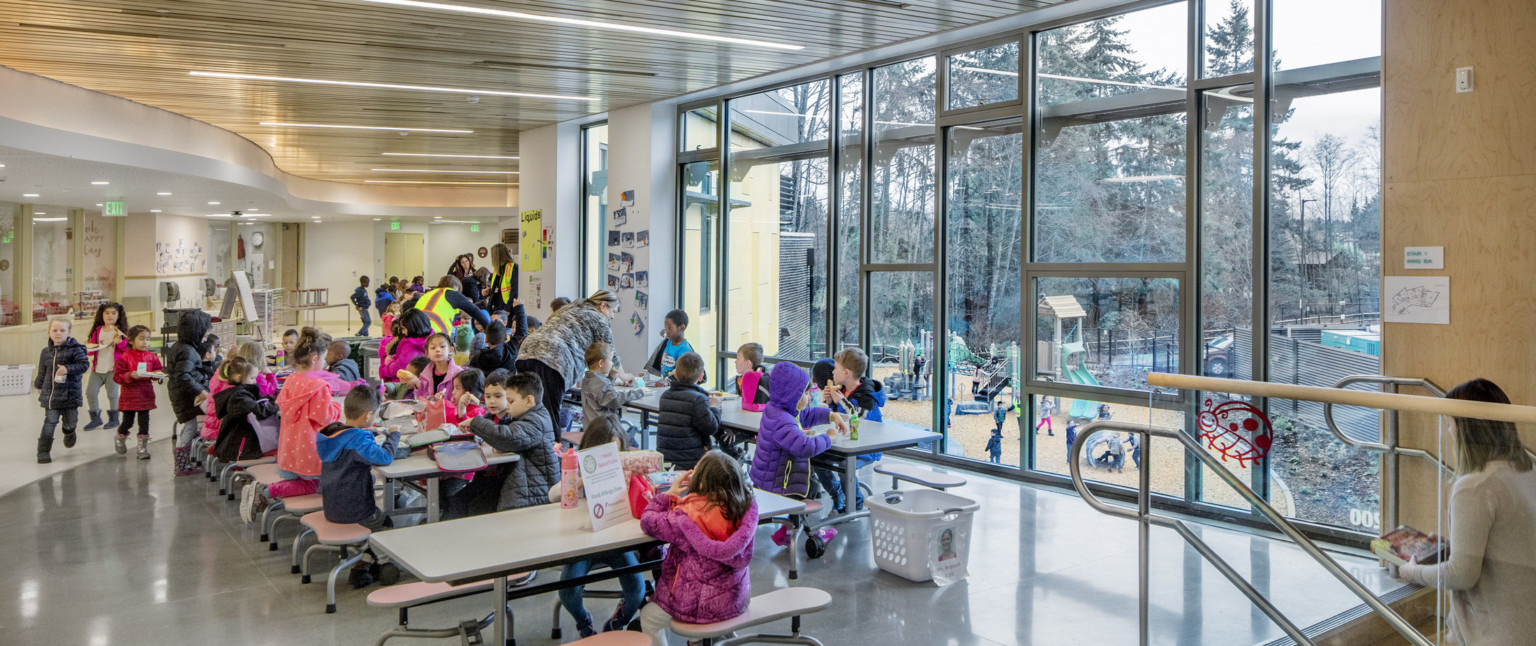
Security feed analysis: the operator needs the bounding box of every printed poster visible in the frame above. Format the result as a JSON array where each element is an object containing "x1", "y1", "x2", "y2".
[
  {"x1": 1384, "y1": 276, "x2": 1449, "y2": 325},
  {"x1": 520, "y1": 209, "x2": 543, "y2": 272},
  {"x1": 928, "y1": 519, "x2": 969, "y2": 585},
  {"x1": 577, "y1": 442, "x2": 630, "y2": 532}
]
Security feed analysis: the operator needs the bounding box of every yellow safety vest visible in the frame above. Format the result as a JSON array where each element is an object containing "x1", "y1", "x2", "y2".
[
  {"x1": 496, "y1": 263, "x2": 515, "y2": 303},
  {"x1": 413, "y1": 287, "x2": 456, "y2": 335}
]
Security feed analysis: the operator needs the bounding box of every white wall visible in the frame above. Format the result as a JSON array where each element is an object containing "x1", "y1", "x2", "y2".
[
  {"x1": 425, "y1": 222, "x2": 505, "y2": 284},
  {"x1": 301, "y1": 220, "x2": 374, "y2": 324},
  {"x1": 514, "y1": 122, "x2": 580, "y2": 325},
  {"x1": 604, "y1": 103, "x2": 678, "y2": 371}
]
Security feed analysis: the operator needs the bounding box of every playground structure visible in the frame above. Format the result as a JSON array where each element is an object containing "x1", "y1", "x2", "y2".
[{"x1": 1039, "y1": 294, "x2": 1103, "y2": 419}]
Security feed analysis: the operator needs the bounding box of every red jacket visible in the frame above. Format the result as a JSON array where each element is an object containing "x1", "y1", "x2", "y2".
[{"x1": 113, "y1": 347, "x2": 163, "y2": 411}]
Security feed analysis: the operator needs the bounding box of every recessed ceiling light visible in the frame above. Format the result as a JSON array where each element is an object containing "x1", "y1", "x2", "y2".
[
  {"x1": 260, "y1": 122, "x2": 473, "y2": 133},
  {"x1": 157, "y1": 192, "x2": 173, "y2": 196},
  {"x1": 150, "y1": 209, "x2": 162, "y2": 213},
  {"x1": 241, "y1": 213, "x2": 271, "y2": 218},
  {"x1": 372, "y1": 218, "x2": 382, "y2": 221},
  {"x1": 361, "y1": 0, "x2": 804, "y2": 50},
  {"x1": 33, "y1": 217, "x2": 66, "y2": 222},
  {"x1": 364, "y1": 180, "x2": 517, "y2": 185},
  {"x1": 206, "y1": 213, "x2": 234, "y2": 218},
  {"x1": 92, "y1": 181, "x2": 110, "y2": 185},
  {"x1": 33, "y1": 212, "x2": 46, "y2": 215},
  {"x1": 96, "y1": 203, "x2": 103, "y2": 207},
  {"x1": 208, "y1": 201, "x2": 221, "y2": 205},
  {"x1": 192, "y1": 71, "x2": 596, "y2": 102},
  {"x1": 370, "y1": 169, "x2": 518, "y2": 175},
  {"x1": 382, "y1": 152, "x2": 519, "y2": 160},
  {"x1": 22, "y1": 193, "x2": 39, "y2": 198}
]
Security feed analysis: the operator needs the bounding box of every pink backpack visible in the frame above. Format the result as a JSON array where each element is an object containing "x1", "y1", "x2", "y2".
[{"x1": 740, "y1": 371, "x2": 766, "y2": 413}]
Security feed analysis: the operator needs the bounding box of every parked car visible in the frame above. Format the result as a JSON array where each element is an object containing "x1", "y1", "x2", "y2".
[{"x1": 1204, "y1": 334, "x2": 1233, "y2": 377}]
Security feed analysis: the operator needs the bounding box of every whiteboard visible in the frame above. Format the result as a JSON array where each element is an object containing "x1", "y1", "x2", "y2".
[{"x1": 231, "y1": 270, "x2": 258, "y2": 321}]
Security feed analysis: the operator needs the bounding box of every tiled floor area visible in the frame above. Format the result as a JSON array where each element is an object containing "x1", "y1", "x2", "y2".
[{"x1": 0, "y1": 386, "x2": 1408, "y2": 645}]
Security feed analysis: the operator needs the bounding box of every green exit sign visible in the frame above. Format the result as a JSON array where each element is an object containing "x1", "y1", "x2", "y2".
[
  {"x1": 390, "y1": 221, "x2": 400, "y2": 231},
  {"x1": 103, "y1": 201, "x2": 126, "y2": 217},
  {"x1": 470, "y1": 224, "x2": 479, "y2": 232}
]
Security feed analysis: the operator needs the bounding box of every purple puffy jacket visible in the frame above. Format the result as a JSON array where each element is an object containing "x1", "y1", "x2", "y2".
[
  {"x1": 640, "y1": 492, "x2": 760, "y2": 624},
  {"x1": 747, "y1": 363, "x2": 833, "y2": 497},
  {"x1": 379, "y1": 336, "x2": 428, "y2": 383}
]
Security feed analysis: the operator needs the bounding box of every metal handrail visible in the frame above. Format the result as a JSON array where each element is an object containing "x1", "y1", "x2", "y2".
[
  {"x1": 1068, "y1": 420, "x2": 1432, "y2": 646},
  {"x1": 1323, "y1": 375, "x2": 1452, "y2": 473}
]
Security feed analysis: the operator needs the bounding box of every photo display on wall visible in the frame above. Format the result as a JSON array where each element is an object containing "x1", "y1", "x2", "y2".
[{"x1": 607, "y1": 188, "x2": 648, "y2": 323}]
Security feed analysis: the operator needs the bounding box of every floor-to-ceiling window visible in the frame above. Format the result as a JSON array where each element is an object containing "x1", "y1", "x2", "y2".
[
  {"x1": 676, "y1": 0, "x2": 1384, "y2": 541},
  {"x1": 581, "y1": 123, "x2": 609, "y2": 297}
]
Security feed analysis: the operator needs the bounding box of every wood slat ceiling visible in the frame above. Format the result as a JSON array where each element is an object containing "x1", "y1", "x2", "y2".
[{"x1": 0, "y1": 0, "x2": 1064, "y2": 183}]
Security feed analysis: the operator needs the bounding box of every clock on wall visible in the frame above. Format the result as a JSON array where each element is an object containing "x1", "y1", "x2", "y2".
[{"x1": 251, "y1": 231, "x2": 264, "y2": 247}]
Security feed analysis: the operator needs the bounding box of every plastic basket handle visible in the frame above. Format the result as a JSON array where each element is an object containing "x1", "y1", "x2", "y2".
[{"x1": 939, "y1": 507, "x2": 967, "y2": 521}]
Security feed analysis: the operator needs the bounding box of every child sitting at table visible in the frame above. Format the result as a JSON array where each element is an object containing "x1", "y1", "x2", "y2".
[
  {"x1": 550, "y1": 417, "x2": 653, "y2": 638},
  {"x1": 213, "y1": 356, "x2": 278, "y2": 463},
  {"x1": 749, "y1": 362, "x2": 847, "y2": 547},
  {"x1": 326, "y1": 340, "x2": 360, "y2": 383},
  {"x1": 638, "y1": 450, "x2": 760, "y2": 645},
  {"x1": 413, "y1": 333, "x2": 462, "y2": 401},
  {"x1": 818, "y1": 347, "x2": 886, "y2": 512},
  {"x1": 452, "y1": 372, "x2": 559, "y2": 515},
  {"x1": 280, "y1": 328, "x2": 299, "y2": 367},
  {"x1": 581, "y1": 341, "x2": 645, "y2": 440},
  {"x1": 656, "y1": 352, "x2": 731, "y2": 469},
  {"x1": 316, "y1": 385, "x2": 401, "y2": 588},
  {"x1": 388, "y1": 357, "x2": 429, "y2": 400},
  {"x1": 728, "y1": 342, "x2": 770, "y2": 410},
  {"x1": 445, "y1": 367, "x2": 487, "y2": 425}
]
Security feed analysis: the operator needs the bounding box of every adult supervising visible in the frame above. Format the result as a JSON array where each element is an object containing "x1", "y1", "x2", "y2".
[
  {"x1": 515, "y1": 290, "x2": 619, "y2": 424},
  {"x1": 485, "y1": 242, "x2": 519, "y2": 317},
  {"x1": 404, "y1": 275, "x2": 489, "y2": 335}
]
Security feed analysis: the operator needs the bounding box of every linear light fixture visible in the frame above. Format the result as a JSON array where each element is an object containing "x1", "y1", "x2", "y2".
[
  {"x1": 33, "y1": 212, "x2": 47, "y2": 215},
  {"x1": 361, "y1": 0, "x2": 804, "y2": 51},
  {"x1": 241, "y1": 213, "x2": 271, "y2": 218},
  {"x1": 382, "y1": 152, "x2": 519, "y2": 160},
  {"x1": 91, "y1": 181, "x2": 110, "y2": 185},
  {"x1": 206, "y1": 213, "x2": 234, "y2": 218},
  {"x1": 34, "y1": 217, "x2": 66, "y2": 222},
  {"x1": 23, "y1": 193, "x2": 39, "y2": 198},
  {"x1": 364, "y1": 180, "x2": 516, "y2": 185},
  {"x1": 370, "y1": 169, "x2": 518, "y2": 175},
  {"x1": 150, "y1": 209, "x2": 162, "y2": 213},
  {"x1": 191, "y1": 71, "x2": 595, "y2": 102},
  {"x1": 157, "y1": 192, "x2": 173, "y2": 196},
  {"x1": 260, "y1": 122, "x2": 473, "y2": 133},
  {"x1": 432, "y1": 219, "x2": 481, "y2": 224},
  {"x1": 208, "y1": 201, "x2": 221, "y2": 205}
]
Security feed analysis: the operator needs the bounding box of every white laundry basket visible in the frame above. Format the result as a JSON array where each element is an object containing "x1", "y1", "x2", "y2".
[
  {"x1": 0, "y1": 364, "x2": 35, "y2": 396},
  {"x1": 867, "y1": 487, "x2": 979, "y2": 583}
]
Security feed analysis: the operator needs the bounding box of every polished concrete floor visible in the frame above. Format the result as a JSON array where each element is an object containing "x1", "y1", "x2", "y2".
[{"x1": 0, "y1": 390, "x2": 1407, "y2": 645}]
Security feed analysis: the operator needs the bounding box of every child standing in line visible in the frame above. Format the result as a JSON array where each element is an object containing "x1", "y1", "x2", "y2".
[
  {"x1": 581, "y1": 341, "x2": 645, "y2": 439},
  {"x1": 113, "y1": 325, "x2": 164, "y2": 460},
  {"x1": 413, "y1": 333, "x2": 463, "y2": 401},
  {"x1": 166, "y1": 309, "x2": 217, "y2": 475},
  {"x1": 84, "y1": 302, "x2": 129, "y2": 431},
  {"x1": 34, "y1": 316, "x2": 90, "y2": 464},
  {"x1": 638, "y1": 450, "x2": 760, "y2": 646},
  {"x1": 644, "y1": 309, "x2": 695, "y2": 385},
  {"x1": 352, "y1": 275, "x2": 373, "y2": 337},
  {"x1": 326, "y1": 340, "x2": 361, "y2": 383}
]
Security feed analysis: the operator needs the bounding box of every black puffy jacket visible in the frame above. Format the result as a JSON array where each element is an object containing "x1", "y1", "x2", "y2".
[
  {"x1": 34, "y1": 337, "x2": 90, "y2": 410},
  {"x1": 166, "y1": 310, "x2": 217, "y2": 423},
  {"x1": 213, "y1": 383, "x2": 277, "y2": 461},
  {"x1": 656, "y1": 383, "x2": 722, "y2": 470}
]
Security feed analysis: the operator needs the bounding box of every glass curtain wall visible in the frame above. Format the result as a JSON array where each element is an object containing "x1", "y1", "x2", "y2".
[
  {"x1": 678, "y1": 0, "x2": 1384, "y2": 539},
  {"x1": 581, "y1": 123, "x2": 610, "y2": 297}
]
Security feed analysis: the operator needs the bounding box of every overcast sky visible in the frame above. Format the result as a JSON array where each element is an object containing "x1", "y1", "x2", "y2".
[{"x1": 1113, "y1": 0, "x2": 1382, "y2": 150}]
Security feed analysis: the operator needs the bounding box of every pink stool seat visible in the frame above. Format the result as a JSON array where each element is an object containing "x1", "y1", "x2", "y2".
[
  {"x1": 801, "y1": 499, "x2": 823, "y2": 514},
  {"x1": 282, "y1": 494, "x2": 324, "y2": 514},
  {"x1": 299, "y1": 511, "x2": 371, "y2": 545},
  {"x1": 670, "y1": 587, "x2": 832, "y2": 638},
  {"x1": 366, "y1": 573, "x2": 534, "y2": 608},
  {"x1": 247, "y1": 463, "x2": 283, "y2": 486},
  {"x1": 569, "y1": 632, "x2": 652, "y2": 645}
]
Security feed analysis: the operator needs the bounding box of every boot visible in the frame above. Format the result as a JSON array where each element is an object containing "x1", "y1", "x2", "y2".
[
  {"x1": 104, "y1": 410, "x2": 120, "y2": 430},
  {"x1": 173, "y1": 446, "x2": 203, "y2": 476},
  {"x1": 115, "y1": 434, "x2": 128, "y2": 455},
  {"x1": 136, "y1": 436, "x2": 151, "y2": 460},
  {"x1": 36, "y1": 437, "x2": 53, "y2": 464},
  {"x1": 63, "y1": 431, "x2": 77, "y2": 449},
  {"x1": 84, "y1": 411, "x2": 103, "y2": 431}
]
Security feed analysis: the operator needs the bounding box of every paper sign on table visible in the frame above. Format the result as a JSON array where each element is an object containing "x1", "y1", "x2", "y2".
[{"x1": 578, "y1": 442, "x2": 630, "y2": 532}]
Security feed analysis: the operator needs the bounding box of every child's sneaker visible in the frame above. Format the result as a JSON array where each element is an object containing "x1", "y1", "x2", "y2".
[
  {"x1": 114, "y1": 434, "x2": 128, "y2": 455},
  {"x1": 815, "y1": 527, "x2": 838, "y2": 543},
  {"x1": 239, "y1": 483, "x2": 269, "y2": 524},
  {"x1": 771, "y1": 525, "x2": 791, "y2": 547}
]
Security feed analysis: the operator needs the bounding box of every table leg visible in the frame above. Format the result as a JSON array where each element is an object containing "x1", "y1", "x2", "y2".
[
  {"x1": 492, "y1": 575, "x2": 508, "y2": 645},
  {"x1": 843, "y1": 457, "x2": 858, "y2": 517},
  {"x1": 382, "y1": 477, "x2": 396, "y2": 515},
  {"x1": 426, "y1": 478, "x2": 440, "y2": 523},
  {"x1": 640, "y1": 411, "x2": 651, "y2": 450}
]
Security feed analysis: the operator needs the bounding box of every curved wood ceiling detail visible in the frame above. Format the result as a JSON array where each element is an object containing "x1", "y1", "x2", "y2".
[{"x1": 0, "y1": 0, "x2": 1060, "y2": 184}]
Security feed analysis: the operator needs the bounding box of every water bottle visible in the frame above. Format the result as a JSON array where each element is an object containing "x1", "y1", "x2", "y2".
[
  {"x1": 560, "y1": 446, "x2": 580, "y2": 509},
  {"x1": 849, "y1": 409, "x2": 861, "y2": 442}
]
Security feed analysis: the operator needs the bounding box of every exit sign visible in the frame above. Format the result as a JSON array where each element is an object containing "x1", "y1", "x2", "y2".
[
  {"x1": 390, "y1": 221, "x2": 400, "y2": 231},
  {"x1": 470, "y1": 224, "x2": 480, "y2": 232},
  {"x1": 103, "y1": 201, "x2": 126, "y2": 217}
]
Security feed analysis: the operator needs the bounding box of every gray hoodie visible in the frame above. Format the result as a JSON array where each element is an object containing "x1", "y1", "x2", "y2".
[{"x1": 581, "y1": 370, "x2": 645, "y2": 433}]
